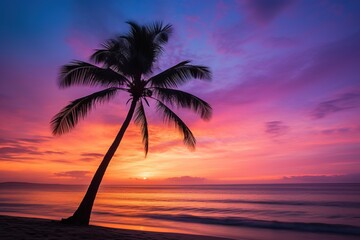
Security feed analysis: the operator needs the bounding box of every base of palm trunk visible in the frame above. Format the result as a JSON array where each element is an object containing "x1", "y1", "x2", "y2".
[{"x1": 60, "y1": 215, "x2": 89, "y2": 226}]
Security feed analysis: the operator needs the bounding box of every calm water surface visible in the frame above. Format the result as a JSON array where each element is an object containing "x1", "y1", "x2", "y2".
[{"x1": 1, "y1": 183, "x2": 359, "y2": 239}]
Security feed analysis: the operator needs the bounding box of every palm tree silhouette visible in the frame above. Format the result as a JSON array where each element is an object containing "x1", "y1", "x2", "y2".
[{"x1": 51, "y1": 21, "x2": 212, "y2": 225}]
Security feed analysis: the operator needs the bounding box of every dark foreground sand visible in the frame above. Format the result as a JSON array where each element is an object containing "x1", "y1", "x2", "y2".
[{"x1": 0, "y1": 215, "x2": 233, "y2": 240}]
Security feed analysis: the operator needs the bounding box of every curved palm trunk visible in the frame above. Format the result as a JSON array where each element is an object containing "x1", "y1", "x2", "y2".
[{"x1": 61, "y1": 99, "x2": 138, "y2": 225}]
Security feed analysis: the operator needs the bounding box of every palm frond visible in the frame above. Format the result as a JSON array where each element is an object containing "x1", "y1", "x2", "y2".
[
  {"x1": 146, "y1": 22, "x2": 172, "y2": 64},
  {"x1": 156, "y1": 100, "x2": 196, "y2": 149},
  {"x1": 90, "y1": 39, "x2": 118, "y2": 64},
  {"x1": 154, "y1": 88, "x2": 212, "y2": 120},
  {"x1": 126, "y1": 21, "x2": 142, "y2": 38},
  {"x1": 149, "y1": 61, "x2": 211, "y2": 88},
  {"x1": 123, "y1": 21, "x2": 173, "y2": 76},
  {"x1": 90, "y1": 21, "x2": 173, "y2": 77},
  {"x1": 59, "y1": 61, "x2": 128, "y2": 88},
  {"x1": 51, "y1": 87, "x2": 119, "y2": 135},
  {"x1": 146, "y1": 22, "x2": 173, "y2": 44},
  {"x1": 134, "y1": 101, "x2": 149, "y2": 155},
  {"x1": 90, "y1": 38, "x2": 129, "y2": 67}
]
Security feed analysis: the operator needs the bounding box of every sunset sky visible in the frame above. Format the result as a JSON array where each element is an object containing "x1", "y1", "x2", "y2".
[{"x1": 0, "y1": 0, "x2": 359, "y2": 184}]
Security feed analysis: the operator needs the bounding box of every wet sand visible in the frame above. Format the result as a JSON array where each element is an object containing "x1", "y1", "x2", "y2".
[{"x1": 0, "y1": 215, "x2": 233, "y2": 240}]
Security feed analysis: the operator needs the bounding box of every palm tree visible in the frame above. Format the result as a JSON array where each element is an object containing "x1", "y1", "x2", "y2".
[{"x1": 51, "y1": 21, "x2": 212, "y2": 225}]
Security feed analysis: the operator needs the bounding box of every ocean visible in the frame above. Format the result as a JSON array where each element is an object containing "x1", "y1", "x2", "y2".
[{"x1": 0, "y1": 183, "x2": 359, "y2": 239}]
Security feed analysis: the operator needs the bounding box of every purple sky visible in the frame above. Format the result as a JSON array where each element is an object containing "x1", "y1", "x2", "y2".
[{"x1": 0, "y1": 0, "x2": 360, "y2": 184}]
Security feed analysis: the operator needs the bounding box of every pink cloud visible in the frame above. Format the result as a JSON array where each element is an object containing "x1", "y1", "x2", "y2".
[
  {"x1": 283, "y1": 173, "x2": 360, "y2": 183},
  {"x1": 54, "y1": 170, "x2": 91, "y2": 179},
  {"x1": 311, "y1": 90, "x2": 360, "y2": 119},
  {"x1": 166, "y1": 176, "x2": 207, "y2": 184},
  {"x1": 242, "y1": 0, "x2": 296, "y2": 25},
  {"x1": 281, "y1": 32, "x2": 360, "y2": 92},
  {"x1": 265, "y1": 121, "x2": 289, "y2": 137}
]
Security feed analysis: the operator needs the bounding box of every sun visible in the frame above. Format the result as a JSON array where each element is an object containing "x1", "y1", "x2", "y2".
[{"x1": 142, "y1": 177, "x2": 147, "y2": 180}]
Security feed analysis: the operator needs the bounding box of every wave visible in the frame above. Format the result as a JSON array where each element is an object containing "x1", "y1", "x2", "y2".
[
  {"x1": 205, "y1": 199, "x2": 360, "y2": 208},
  {"x1": 92, "y1": 209, "x2": 360, "y2": 235},
  {"x1": 97, "y1": 204, "x2": 310, "y2": 217},
  {"x1": 110, "y1": 196, "x2": 360, "y2": 208},
  {"x1": 142, "y1": 213, "x2": 360, "y2": 235}
]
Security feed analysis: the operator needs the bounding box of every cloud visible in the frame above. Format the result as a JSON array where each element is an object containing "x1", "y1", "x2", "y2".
[
  {"x1": 0, "y1": 146, "x2": 41, "y2": 157},
  {"x1": 0, "y1": 136, "x2": 51, "y2": 145},
  {"x1": 288, "y1": 32, "x2": 360, "y2": 90},
  {"x1": 80, "y1": 152, "x2": 103, "y2": 162},
  {"x1": 166, "y1": 176, "x2": 207, "y2": 184},
  {"x1": 311, "y1": 91, "x2": 360, "y2": 119},
  {"x1": 263, "y1": 36, "x2": 299, "y2": 48},
  {"x1": 283, "y1": 173, "x2": 360, "y2": 183},
  {"x1": 81, "y1": 152, "x2": 103, "y2": 158},
  {"x1": 0, "y1": 138, "x2": 17, "y2": 144},
  {"x1": 320, "y1": 127, "x2": 351, "y2": 135},
  {"x1": 54, "y1": 170, "x2": 91, "y2": 179},
  {"x1": 209, "y1": 30, "x2": 360, "y2": 111},
  {"x1": 265, "y1": 121, "x2": 289, "y2": 137},
  {"x1": 18, "y1": 137, "x2": 51, "y2": 143},
  {"x1": 44, "y1": 151, "x2": 66, "y2": 155},
  {"x1": 0, "y1": 136, "x2": 64, "y2": 161},
  {"x1": 243, "y1": 0, "x2": 295, "y2": 24},
  {"x1": 207, "y1": 75, "x2": 274, "y2": 107}
]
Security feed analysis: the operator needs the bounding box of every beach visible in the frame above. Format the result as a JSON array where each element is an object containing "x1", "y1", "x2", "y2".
[{"x1": 0, "y1": 215, "x2": 232, "y2": 240}]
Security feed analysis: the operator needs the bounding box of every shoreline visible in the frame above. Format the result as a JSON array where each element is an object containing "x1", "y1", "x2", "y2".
[{"x1": 0, "y1": 215, "x2": 233, "y2": 240}]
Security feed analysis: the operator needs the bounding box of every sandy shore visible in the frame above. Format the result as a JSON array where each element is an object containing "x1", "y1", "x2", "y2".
[{"x1": 0, "y1": 215, "x2": 233, "y2": 240}]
